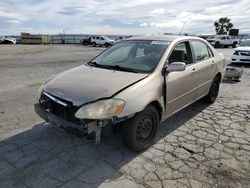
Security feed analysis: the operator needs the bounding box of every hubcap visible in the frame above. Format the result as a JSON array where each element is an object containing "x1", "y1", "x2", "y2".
[{"x1": 136, "y1": 115, "x2": 153, "y2": 141}]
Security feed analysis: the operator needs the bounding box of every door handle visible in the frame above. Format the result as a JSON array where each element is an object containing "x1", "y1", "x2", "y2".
[
  {"x1": 211, "y1": 61, "x2": 215, "y2": 67},
  {"x1": 192, "y1": 68, "x2": 196, "y2": 74}
]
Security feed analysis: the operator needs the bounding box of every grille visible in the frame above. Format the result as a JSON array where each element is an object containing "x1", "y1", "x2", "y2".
[
  {"x1": 39, "y1": 92, "x2": 80, "y2": 124},
  {"x1": 239, "y1": 51, "x2": 250, "y2": 56},
  {"x1": 240, "y1": 59, "x2": 250, "y2": 62}
]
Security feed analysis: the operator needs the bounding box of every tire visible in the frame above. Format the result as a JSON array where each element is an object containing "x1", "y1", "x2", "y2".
[
  {"x1": 233, "y1": 42, "x2": 237, "y2": 48},
  {"x1": 92, "y1": 42, "x2": 96, "y2": 47},
  {"x1": 205, "y1": 76, "x2": 221, "y2": 103},
  {"x1": 122, "y1": 105, "x2": 159, "y2": 152},
  {"x1": 215, "y1": 42, "x2": 220, "y2": 48},
  {"x1": 104, "y1": 43, "x2": 109, "y2": 47}
]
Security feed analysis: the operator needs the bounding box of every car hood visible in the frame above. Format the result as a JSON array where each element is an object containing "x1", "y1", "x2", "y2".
[
  {"x1": 107, "y1": 39, "x2": 115, "y2": 43},
  {"x1": 236, "y1": 46, "x2": 250, "y2": 51},
  {"x1": 43, "y1": 64, "x2": 148, "y2": 106}
]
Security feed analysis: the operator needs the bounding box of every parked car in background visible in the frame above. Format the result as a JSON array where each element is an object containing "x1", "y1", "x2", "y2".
[
  {"x1": 81, "y1": 36, "x2": 92, "y2": 45},
  {"x1": 231, "y1": 39, "x2": 250, "y2": 64},
  {"x1": 115, "y1": 36, "x2": 131, "y2": 42},
  {"x1": 91, "y1": 36, "x2": 115, "y2": 47},
  {"x1": 35, "y1": 35, "x2": 226, "y2": 151},
  {"x1": 207, "y1": 35, "x2": 239, "y2": 48},
  {"x1": 0, "y1": 36, "x2": 17, "y2": 44}
]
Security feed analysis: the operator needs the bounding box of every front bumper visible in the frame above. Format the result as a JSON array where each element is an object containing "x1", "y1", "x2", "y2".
[
  {"x1": 34, "y1": 103, "x2": 87, "y2": 133},
  {"x1": 208, "y1": 41, "x2": 215, "y2": 45},
  {"x1": 231, "y1": 55, "x2": 250, "y2": 64},
  {"x1": 34, "y1": 103, "x2": 127, "y2": 135}
]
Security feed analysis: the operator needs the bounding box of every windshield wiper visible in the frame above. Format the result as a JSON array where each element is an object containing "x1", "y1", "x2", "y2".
[
  {"x1": 87, "y1": 61, "x2": 113, "y2": 70},
  {"x1": 107, "y1": 65, "x2": 141, "y2": 73},
  {"x1": 88, "y1": 62, "x2": 141, "y2": 73}
]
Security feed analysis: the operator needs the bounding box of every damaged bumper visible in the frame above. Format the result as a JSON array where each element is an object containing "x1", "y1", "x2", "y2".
[
  {"x1": 34, "y1": 103, "x2": 87, "y2": 133},
  {"x1": 34, "y1": 103, "x2": 127, "y2": 143}
]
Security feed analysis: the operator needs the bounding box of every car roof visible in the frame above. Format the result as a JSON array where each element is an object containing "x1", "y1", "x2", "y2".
[{"x1": 126, "y1": 35, "x2": 200, "y2": 42}]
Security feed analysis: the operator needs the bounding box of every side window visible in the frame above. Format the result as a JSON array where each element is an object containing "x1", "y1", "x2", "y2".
[
  {"x1": 221, "y1": 37, "x2": 226, "y2": 40},
  {"x1": 227, "y1": 36, "x2": 230, "y2": 40},
  {"x1": 168, "y1": 42, "x2": 192, "y2": 65},
  {"x1": 100, "y1": 37, "x2": 104, "y2": 40},
  {"x1": 191, "y1": 41, "x2": 210, "y2": 62},
  {"x1": 96, "y1": 36, "x2": 100, "y2": 40}
]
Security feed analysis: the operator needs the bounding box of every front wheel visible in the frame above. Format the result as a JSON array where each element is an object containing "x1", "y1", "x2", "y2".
[
  {"x1": 204, "y1": 76, "x2": 221, "y2": 103},
  {"x1": 232, "y1": 42, "x2": 237, "y2": 48},
  {"x1": 122, "y1": 105, "x2": 159, "y2": 152},
  {"x1": 92, "y1": 42, "x2": 96, "y2": 47},
  {"x1": 215, "y1": 42, "x2": 220, "y2": 48}
]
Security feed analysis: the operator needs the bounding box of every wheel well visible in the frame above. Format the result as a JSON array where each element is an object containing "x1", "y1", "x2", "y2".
[
  {"x1": 147, "y1": 101, "x2": 163, "y2": 121},
  {"x1": 215, "y1": 72, "x2": 222, "y2": 81}
]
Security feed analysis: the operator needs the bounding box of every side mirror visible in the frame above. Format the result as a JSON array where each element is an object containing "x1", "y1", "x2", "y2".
[{"x1": 166, "y1": 62, "x2": 186, "y2": 72}]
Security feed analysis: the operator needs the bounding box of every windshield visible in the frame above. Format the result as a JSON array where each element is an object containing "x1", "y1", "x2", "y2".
[
  {"x1": 240, "y1": 40, "x2": 250, "y2": 47},
  {"x1": 89, "y1": 40, "x2": 169, "y2": 73}
]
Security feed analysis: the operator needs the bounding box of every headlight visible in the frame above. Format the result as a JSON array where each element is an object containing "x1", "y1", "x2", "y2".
[
  {"x1": 75, "y1": 99, "x2": 125, "y2": 119},
  {"x1": 233, "y1": 51, "x2": 239, "y2": 55},
  {"x1": 37, "y1": 84, "x2": 44, "y2": 99}
]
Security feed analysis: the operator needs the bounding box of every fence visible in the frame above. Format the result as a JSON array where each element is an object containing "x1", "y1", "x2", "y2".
[{"x1": 2, "y1": 34, "x2": 121, "y2": 44}]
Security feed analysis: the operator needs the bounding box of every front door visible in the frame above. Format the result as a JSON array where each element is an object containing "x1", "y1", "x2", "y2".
[{"x1": 165, "y1": 41, "x2": 197, "y2": 118}]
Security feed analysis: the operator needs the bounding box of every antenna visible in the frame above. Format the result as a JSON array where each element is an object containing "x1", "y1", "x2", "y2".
[{"x1": 179, "y1": 22, "x2": 186, "y2": 35}]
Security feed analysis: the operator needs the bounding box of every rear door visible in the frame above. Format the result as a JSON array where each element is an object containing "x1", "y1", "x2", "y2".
[
  {"x1": 220, "y1": 36, "x2": 227, "y2": 45},
  {"x1": 165, "y1": 41, "x2": 197, "y2": 117},
  {"x1": 190, "y1": 40, "x2": 216, "y2": 99},
  {"x1": 100, "y1": 37, "x2": 105, "y2": 45},
  {"x1": 95, "y1": 36, "x2": 100, "y2": 45}
]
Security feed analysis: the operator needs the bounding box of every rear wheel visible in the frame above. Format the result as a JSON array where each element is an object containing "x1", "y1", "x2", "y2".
[
  {"x1": 233, "y1": 42, "x2": 237, "y2": 48},
  {"x1": 122, "y1": 105, "x2": 159, "y2": 152},
  {"x1": 205, "y1": 76, "x2": 221, "y2": 103},
  {"x1": 92, "y1": 42, "x2": 96, "y2": 47}
]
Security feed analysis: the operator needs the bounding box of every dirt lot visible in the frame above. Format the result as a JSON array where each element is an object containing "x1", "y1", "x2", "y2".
[{"x1": 0, "y1": 45, "x2": 249, "y2": 188}]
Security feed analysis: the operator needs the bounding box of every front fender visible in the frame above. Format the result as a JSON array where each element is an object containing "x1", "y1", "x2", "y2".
[{"x1": 115, "y1": 74, "x2": 164, "y2": 118}]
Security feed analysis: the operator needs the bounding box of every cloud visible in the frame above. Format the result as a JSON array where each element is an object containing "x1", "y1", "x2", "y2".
[
  {"x1": 140, "y1": 22, "x2": 148, "y2": 27},
  {"x1": 150, "y1": 21, "x2": 184, "y2": 28},
  {"x1": 0, "y1": 0, "x2": 250, "y2": 35},
  {"x1": 150, "y1": 8, "x2": 165, "y2": 15}
]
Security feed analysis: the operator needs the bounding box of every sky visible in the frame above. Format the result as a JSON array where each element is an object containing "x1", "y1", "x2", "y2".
[{"x1": 0, "y1": 0, "x2": 250, "y2": 36}]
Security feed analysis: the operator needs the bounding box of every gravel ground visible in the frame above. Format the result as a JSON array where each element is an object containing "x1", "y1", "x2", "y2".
[{"x1": 0, "y1": 45, "x2": 249, "y2": 188}]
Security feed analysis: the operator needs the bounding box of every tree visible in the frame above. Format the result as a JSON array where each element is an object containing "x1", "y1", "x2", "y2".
[{"x1": 214, "y1": 17, "x2": 233, "y2": 35}]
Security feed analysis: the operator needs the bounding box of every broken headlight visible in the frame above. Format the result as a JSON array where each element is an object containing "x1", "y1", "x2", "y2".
[{"x1": 75, "y1": 99, "x2": 125, "y2": 119}]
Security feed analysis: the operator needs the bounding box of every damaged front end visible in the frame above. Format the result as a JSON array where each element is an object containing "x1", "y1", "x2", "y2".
[{"x1": 34, "y1": 92, "x2": 127, "y2": 144}]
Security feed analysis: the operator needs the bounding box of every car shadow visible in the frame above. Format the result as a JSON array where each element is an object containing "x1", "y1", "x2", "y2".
[
  {"x1": 0, "y1": 100, "x2": 210, "y2": 187},
  {"x1": 222, "y1": 80, "x2": 241, "y2": 84}
]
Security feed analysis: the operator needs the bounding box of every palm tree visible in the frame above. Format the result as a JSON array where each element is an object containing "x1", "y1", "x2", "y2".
[{"x1": 214, "y1": 17, "x2": 234, "y2": 35}]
